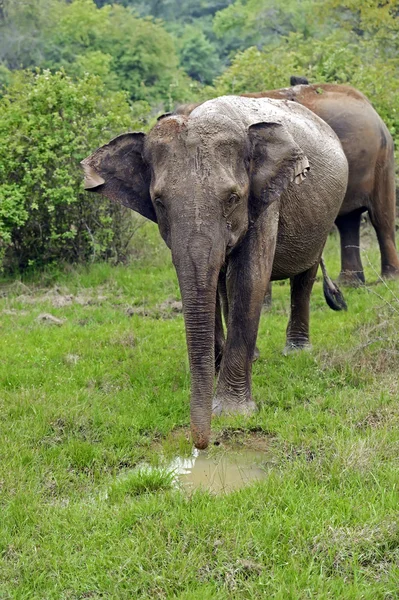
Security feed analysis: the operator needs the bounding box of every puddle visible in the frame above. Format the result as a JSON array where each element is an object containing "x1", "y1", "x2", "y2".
[{"x1": 168, "y1": 448, "x2": 267, "y2": 494}]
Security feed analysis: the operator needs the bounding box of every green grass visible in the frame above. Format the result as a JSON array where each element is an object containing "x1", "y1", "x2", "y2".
[{"x1": 1, "y1": 222, "x2": 399, "y2": 599}]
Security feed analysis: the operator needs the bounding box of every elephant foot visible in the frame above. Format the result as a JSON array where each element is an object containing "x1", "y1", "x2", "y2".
[
  {"x1": 283, "y1": 341, "x2": 312, "y2": 356},
  {"x1": 212, "y1": 395, "x2": 257, "y2": 417},
  {"x1": 337, "y1": 270, "x2": 365, "y2": 287},
  {"x1": 381, "y1": 266, "x2": 399, "y2": 280}
]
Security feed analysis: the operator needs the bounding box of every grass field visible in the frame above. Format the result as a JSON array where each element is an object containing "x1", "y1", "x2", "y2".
[{"x1": 1, "y1": 221, "x2": 399, "y2": 599}]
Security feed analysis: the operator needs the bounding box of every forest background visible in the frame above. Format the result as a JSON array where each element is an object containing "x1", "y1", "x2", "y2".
[{"x1": 0, "y1": 0, "x2": 398, "y2": 271}]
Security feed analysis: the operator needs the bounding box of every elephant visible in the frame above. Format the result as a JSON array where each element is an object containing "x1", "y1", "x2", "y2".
[
  {"x1": 82, "y1": 95, "x2": 348, "y2": 449},
  {"x1": 176, "y1": 80, "x2": 399, "y2": 285}
]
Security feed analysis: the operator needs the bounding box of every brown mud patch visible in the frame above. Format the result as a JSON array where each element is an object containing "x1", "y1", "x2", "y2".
[
  {"x1": 160, "y1": 426, "x2": 274, "y2": 456},
  {"x1": 154, "y1": 427, "x2": 273, "y2": 494}
]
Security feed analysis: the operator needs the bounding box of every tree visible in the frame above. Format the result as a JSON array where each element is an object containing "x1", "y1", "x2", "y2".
[
  {"x1": 0, "y1": 0, "x2": 195, "y2": 106},
  {"x1": 214, "y1": 29, "x2": 399, "y2": 161},
  {"x1": 41, "y1": 0, "x2": 193, "y2": 104},
  {"x1": 93, "y1": 0, "x2": 234, "y2": 78},
  {"x1": 213, "y1": 0, "x2": 321, "y2": 52},
  {"x1": 96, "y1": 0, "x2": 233, "y2": 22},
  {"x1": 0, "y1": 0, "x2": 60, "y2": 69},
  {"x1": 0, "y1": 70, "x2": 147, "y2": 271},
  {"x1": 178, "y1": 25, "x2": 222, "y2": 83}
]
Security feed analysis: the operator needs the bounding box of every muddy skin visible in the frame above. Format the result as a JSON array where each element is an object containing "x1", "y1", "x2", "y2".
[
  {"x1": 176, "y1": 82, "x2": 399, "y2": 283},
  {"x1": 82, "y1": 95, "x2": 348, "y2": 449}
]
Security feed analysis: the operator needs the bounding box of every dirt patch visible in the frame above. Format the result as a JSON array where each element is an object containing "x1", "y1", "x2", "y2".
[
  {"x1": 312, "y1": 519, "x2": 399, "y2": 579},
  {"x1": 36, "y1": 313, "x2": 66, "y2": 326},
  {"x1": 356, "y1": 404, "x2": 399, "y2": 430},
  {"x1": 125, "y1": 298, "x2": 182, "y2": 320},
  {"x1": 15, "y1": 287, "x2": 107, "y2": 308},
  {"x1": 157, "y1": 298, "x2": 182, "y2": 314},
  {"x1": 198, "y1": 557, "x2": 265, "y2": 591},
  {"x1": 2, "y1": 308, "x2": 29, "y2": 316},
  {"x1": 110, "y1": 333, "x2": 136, "y2": 347},
  {"x1": 159, "y1": 426, "x2": 274, "y2": 456},
  {"x1": 50, "y1": 293, "x2": 74, "y2": 308},
  {"x1": 318, "y1": 311, "x2": 399, "y2": 380},
  {"x1": 125, "y1": 306, "x2": 152, "y2": 317},
  {"x1": 213, "y1": 427, "x2": 274, "y2": 453},
  {"x1": 0, "y1": 280, "x2": 32, "y2": 297}
]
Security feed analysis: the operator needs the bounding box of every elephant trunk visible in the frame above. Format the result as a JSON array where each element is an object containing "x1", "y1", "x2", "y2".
[{"x1": 172, "y1": 232, "x2": 224, "y2": 449}]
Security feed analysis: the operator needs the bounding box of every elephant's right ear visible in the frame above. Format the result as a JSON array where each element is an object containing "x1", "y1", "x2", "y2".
[{"x1": 81, "y1": 132, "x2": 157, "y2": 223}]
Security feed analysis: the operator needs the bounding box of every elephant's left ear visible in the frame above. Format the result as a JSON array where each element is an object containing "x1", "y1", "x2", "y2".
[{"x1": 248, "y1": 121, "x2": 310, "y2": 212}]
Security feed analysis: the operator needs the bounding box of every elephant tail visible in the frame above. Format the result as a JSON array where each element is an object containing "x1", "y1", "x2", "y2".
[
  {"x1": 290, "y1": 75, "x2": 309, "y2": 86},
  {"x1": 320, "y1": 258, "x2": 347, "y2": 311}
]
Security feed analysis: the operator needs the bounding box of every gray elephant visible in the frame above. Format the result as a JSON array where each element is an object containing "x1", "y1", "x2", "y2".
[{"x1": 82, "y1": 96, "x2": 348, "y2": 449}]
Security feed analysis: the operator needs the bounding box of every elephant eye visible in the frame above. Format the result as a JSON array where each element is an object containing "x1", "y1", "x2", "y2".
[
  {"x1": 154, "y1": 197, "x2": 166, "y2": 210},
  {"x1": 223, "y1": 193, "x2": 240, "y2": 216}
]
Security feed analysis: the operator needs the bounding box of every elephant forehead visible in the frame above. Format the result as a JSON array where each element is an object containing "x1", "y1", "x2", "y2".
[
  {"x1": 147, "y1": 115, "x2": 246, "y2": 169},
  {"x1": 188, "y1": 112, "x2": 245, "y2": 140}
]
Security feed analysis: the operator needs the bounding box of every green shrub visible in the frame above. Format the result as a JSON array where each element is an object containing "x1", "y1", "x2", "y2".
[
  {"x1": 0, "y1": 69, "x2": 150, "y2": 272},
  {"x1": 214, "y1": 31, "x2": 399, "y2": 158}
]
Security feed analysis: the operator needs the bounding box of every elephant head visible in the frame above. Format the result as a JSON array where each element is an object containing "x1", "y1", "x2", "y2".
[{"x1": 82, "y1": 112, "x2": 309, "y2": 448}]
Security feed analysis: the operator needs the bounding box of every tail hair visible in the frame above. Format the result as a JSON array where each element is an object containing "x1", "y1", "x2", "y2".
[
  {"x1": 320, "y1": 258, "x2": 347, "y2": 311},
  {"x1": 290, "y1": 76, "x2": 309, "y2": 86}
]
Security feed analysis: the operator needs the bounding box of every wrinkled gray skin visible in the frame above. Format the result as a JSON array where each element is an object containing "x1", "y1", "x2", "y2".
[{"x1": 82, "y1": 96, "x2": 348, "y2": 449}]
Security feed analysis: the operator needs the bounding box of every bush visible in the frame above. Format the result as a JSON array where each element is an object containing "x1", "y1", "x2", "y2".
[
  {"x1": 214, "y1": 31, "x2": 399, "y2": 159},
  {"x1": 0, "y1": 69, "x2": 150, "y2": 272}
]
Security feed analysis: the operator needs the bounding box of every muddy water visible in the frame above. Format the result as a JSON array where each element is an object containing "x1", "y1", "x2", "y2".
[{"x1": 168, "y1": 447, "x2": 267, "y2": 494}]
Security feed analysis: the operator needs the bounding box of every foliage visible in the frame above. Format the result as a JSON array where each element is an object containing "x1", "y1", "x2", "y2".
[
  {"x1": 0, "y1": 64, "x2": 11, "y2": 93},
  {"x1": 93, "y1": 0, "x2": 235, "y2": 79},
  {"x1": 98, "y1": 0, "x2": 233, "y2": 22},
  {"x1": 214, "y1": 30, "x2": 399, "y2": 157},
  {"x1": 213, "y1": 0, "x2": 322, "y2": 51},
  {"x1": 45, "y1": 0, "x2": 194, "y2": 104},
  {"x1": 177, "y1": 25, "x2": 222, "y2": 84},
  {"x1": 0, "y1": 0, "x2": 60, "y2": 69},
  {"x1": 0, "y1": 0, "x2": 194, "y2": 104},
  {"x1": 320, "y1": 0, "x2": 399, "y2": 43},
  {"x1": 0, "y1": 69, "x2": 148, "y2": 271}
]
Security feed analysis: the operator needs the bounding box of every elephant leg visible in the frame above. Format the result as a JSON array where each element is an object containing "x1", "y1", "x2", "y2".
[
  {"x1": 218, "y1": 264, "x2": 260, "y2": 364},
  {"x1": 284, "y1": 262, "x2": 319, "y2": 353},
  {"x1": 335, "y1": 209, "x2": 365, "y2": 286},
  {"x1": 213, "y1": 205, "x2": 278, "y2": 416},
  {"x1": 369, "y1": 162, "x2": 399, "y2": 279}
]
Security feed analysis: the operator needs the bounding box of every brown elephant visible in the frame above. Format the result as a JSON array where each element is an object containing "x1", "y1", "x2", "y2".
[
  {"x1": 82, "y1": 96, "x2": 348, "y2": 449},
  {"x1": 177, "y1": 79, "x2": 399, "y2": 284}
]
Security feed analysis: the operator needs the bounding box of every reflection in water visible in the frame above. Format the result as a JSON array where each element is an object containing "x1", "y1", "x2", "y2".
[{"x1": 168, "y1": 448, "x2": 267, "y2": 494}]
